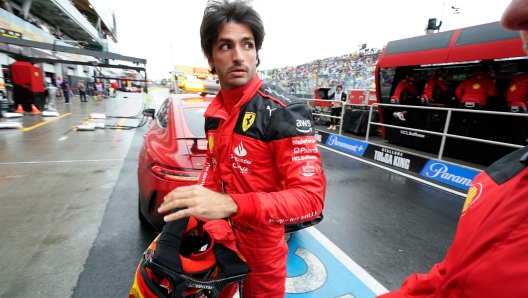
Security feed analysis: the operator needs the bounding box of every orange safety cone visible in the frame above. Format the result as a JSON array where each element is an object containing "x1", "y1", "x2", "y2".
[
  {"x1": 31, "y1": 104, "x2": 41, "y2": 115},
  {"x1": 15, "y1": 104, "x2": 24, "y2": 113}
]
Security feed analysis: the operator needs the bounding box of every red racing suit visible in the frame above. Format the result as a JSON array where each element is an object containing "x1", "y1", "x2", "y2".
[
  {"x1": 507, "y1": 72, "x2": 528, "y2": 109},
  {"x1": 378, "y1": 145, "x2": 528, "y2": 298},
  {"x1": 421, "y1": 75, "x2": 451, "y2": 100},
  {"x1": 392, "y1": 79, "x2": 418, "y2": 102},
  {"x1": 455, "y1": 73, "x2": 498, "y2": 106},
  {"x1": 199, "y1": 76, "x2": 326, "y2": 297}
]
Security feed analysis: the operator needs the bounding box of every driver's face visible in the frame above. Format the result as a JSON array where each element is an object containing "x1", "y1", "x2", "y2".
[
  {"x1": 207, "y1": 22, "x2": 257, "y2": 91},
  {"x1": 501, "y1": 0, "x2": 528, "y2": 55}
]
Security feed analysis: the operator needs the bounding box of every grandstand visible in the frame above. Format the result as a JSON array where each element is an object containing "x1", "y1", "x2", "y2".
[{"x1": 260, "y1": 48, "x2": 382, "y2": 97}]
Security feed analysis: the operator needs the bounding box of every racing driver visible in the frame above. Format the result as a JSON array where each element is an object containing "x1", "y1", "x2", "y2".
[{"x1": 158, "y1": 1, "x2": 326, "y2": 297}]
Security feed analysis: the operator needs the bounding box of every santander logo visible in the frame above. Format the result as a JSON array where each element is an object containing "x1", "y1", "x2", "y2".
[{"x1": 234, "y1": 142, "x2": 247, "y2": 157}]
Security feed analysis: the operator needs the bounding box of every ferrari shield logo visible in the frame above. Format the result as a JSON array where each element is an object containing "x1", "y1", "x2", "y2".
[{"x1": 242, "y1": 112, "x2": 256, "y2": 131}]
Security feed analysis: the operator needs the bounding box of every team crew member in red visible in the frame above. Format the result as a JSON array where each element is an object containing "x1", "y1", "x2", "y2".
[
  {"x1": 455, "y1": 65, "x2": 498, "y2": 109},
  {"x1": 506, "y1": 72, "x2": 528, "y2": 144},
  {"x1": 391, "y1": 73, "x2": 418, "y2": 121},
  {"x1": 420, "y1": 69, "x2": 452, "y2": 121},
  {"x1": 377, "y1": 0, "x2": 528, "y2": 296},
  {"x1": 506, "y1": 72, "x2": 528, "y2": 112},
  {"x1": 158, "y1": 1, "x2": 326, "y2": 297},
  {"x1": 420, "y1": 69, "x2": 452, "y2": 104}
]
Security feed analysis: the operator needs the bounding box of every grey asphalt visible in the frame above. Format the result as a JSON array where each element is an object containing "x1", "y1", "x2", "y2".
[
  {"x1": 0, "y1": 89, "x2": 463, "y2": 297},
  {"x1": 0, "y1": 90, "x2": 151, "y2": 298}
]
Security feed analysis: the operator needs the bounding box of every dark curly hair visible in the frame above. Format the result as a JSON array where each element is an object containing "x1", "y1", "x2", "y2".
[{"x1": 200, "y1": 0, "x2": 265, "y2": 74}]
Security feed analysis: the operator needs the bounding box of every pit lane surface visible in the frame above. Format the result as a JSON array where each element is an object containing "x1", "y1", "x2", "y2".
[{"x1": 0, "y1": 89, "x2": 463, "y2": 297}]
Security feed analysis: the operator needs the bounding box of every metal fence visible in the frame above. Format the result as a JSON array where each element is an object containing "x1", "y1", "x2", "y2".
[
  {"x1": 366, "y1": 104, "x2": 527, "y2": 161},
  {"x1": 300, "y1": 99, "x2": 527, "y2": 164}
]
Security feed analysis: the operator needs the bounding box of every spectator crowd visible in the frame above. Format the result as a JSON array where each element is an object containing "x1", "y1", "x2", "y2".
[{"x1": 261, "y1": 48, "x2": 382, "y2": 95}]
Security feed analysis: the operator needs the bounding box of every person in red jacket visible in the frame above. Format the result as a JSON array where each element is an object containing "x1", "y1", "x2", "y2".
[
  {"x1": 455, "y1": 65, "x2": 498, "y2": 109},
  {"x1": 506, "y1": 72, "x2": 528, "y2": 144},
  {"x1": 506, "y1": 72, "x2": 528, "y2": 112},
  {"x1": 420, "y1": 69, "x2": 452, "y2": 104},
  {"x1": 158, "y1": 1, "x2": 326, "y2": 297},
  {"x1": 377, "y1": 0, "x2": 528, "y2": 297},
  {"x1": 391, "y1": 73, "x2": 418, "y2": 121},
  {"x1": 421, "y1": 69, "x2": 452, "y2": 121}
]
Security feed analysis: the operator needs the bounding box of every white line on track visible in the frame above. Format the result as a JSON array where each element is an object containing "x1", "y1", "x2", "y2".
[
  {"x1": 318, "y1": 145, "x2": 467, "y2": 198},
  {"x1": 58, "y1": 136, "x2": 68, "y2": 141},
  {"x1": 0, "y1": 159, "x2": 124, "y2": 165},
  {"x1": 307, "y1": 227, "x2": 389, "y2": 296}
]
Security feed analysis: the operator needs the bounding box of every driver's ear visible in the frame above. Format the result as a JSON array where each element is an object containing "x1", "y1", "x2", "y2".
[{"x1": 206, "y1": 55, "x2": 214, "y2": 70}]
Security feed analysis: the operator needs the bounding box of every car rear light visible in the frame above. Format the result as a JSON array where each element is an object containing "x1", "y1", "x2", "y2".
[{"x1": 150, "y1": 164, "x2": 200, "y2": 182}]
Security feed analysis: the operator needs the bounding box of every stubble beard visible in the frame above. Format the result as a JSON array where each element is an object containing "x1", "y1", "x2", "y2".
[{"x1": 522, "y1": 31, "x2": 528, "y2": 56}]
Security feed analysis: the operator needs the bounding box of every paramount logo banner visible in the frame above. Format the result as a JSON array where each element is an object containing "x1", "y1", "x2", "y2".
[
  {"x1": 324, "y1": 134, "x2": 368, "y2": 156},
  {"x1": 419, "y1": 161, "x2": 480, "y2": 191}
]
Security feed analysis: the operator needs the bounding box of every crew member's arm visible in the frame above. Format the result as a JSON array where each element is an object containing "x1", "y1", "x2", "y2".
[
  {"x1": 487, "y1": 78, "x2": 499, "y2": 98},
  {"x1": 229, "y1": 103, "x2": 326, "y2": 227},
  {"x1": 407, "y1": 81, "x2": 418, "y2": 95},
  {"x1": 436, "y1": 77, "x2": 452, "y2": 92},
  {"x1": 377, "y1": 260, "x2": 447, "y2": 298},
  {"x1": 456, "y1": 81, "x2": 466, "y2": 101}
]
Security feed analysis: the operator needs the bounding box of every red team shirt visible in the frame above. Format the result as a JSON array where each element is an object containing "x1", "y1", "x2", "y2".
[
  {"x1": 392, "y1": 79, "x2": 418, "y2": 101},
  {"x1": 506, "y1": 72, "x2": 528, "y2": 108},
  {"x1": 455, "y1": 73, "x2": 498, "y2": 106},
  {"x1": 421, "y1": 75, "x2": 451, "y2": 99}
]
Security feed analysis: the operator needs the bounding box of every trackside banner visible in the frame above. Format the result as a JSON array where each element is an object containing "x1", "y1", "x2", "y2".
[
  {"x1": 315, "y1": 131, "x2": 481, "y2": 191},
  {"x1": 363, "y1": 144, "x2": 429, "y2": 173},
  {"x1": 419, "y1": 160, "x2": 480, "y2": 191},
  {"x1": 323, "y1": 133, "x2": 368, "y2": 156}
]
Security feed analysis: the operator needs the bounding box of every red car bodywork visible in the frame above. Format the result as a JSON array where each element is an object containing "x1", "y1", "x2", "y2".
[{"x1": 138, "y1": 94, "x2": 212, "y2": 231}]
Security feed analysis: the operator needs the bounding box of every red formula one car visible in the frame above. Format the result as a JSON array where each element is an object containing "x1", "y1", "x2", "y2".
[{"x1": 138, "y1": 94, "x2": 212, "y2": 231}]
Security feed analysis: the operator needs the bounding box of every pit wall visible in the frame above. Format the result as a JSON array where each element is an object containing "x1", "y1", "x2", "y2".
[{"x1": 315, "y1": 130, "x2": 480, "y2": 192}]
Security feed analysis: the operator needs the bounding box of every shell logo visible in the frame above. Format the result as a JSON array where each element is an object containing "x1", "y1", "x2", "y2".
[
  {"x1": 472, "y1": 83, "x2": 481, "y2": 90},
  {"x1": 34, "y1": 72, "x2": 39, "y2": 77},
  {"x1": 510, "y1": 84, "x2": 517, "y2": 92},
  {"x1": 461, "y1": 183, "x2": 483, "y2": 216},
  {"x1": 208, "y1": 134, "x2": 214, "y2": 153}
]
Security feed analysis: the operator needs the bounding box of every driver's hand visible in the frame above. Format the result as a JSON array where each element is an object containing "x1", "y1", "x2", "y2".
[{"x1": 158, "y1": 185, "x2": 239, "y2": 222}]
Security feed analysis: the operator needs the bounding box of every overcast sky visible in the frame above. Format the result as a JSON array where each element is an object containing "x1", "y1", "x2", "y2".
[{"x1": 104, "y1": 0, "x2": 513, "y2": 80}]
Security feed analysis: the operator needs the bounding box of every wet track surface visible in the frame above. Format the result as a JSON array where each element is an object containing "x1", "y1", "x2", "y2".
[
  {"x1": 0, "y1": 89, "x2": 464, "y2": 297},
  {"x1": 315, "y1": 148, "x2": 463, "y2": 289}
]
